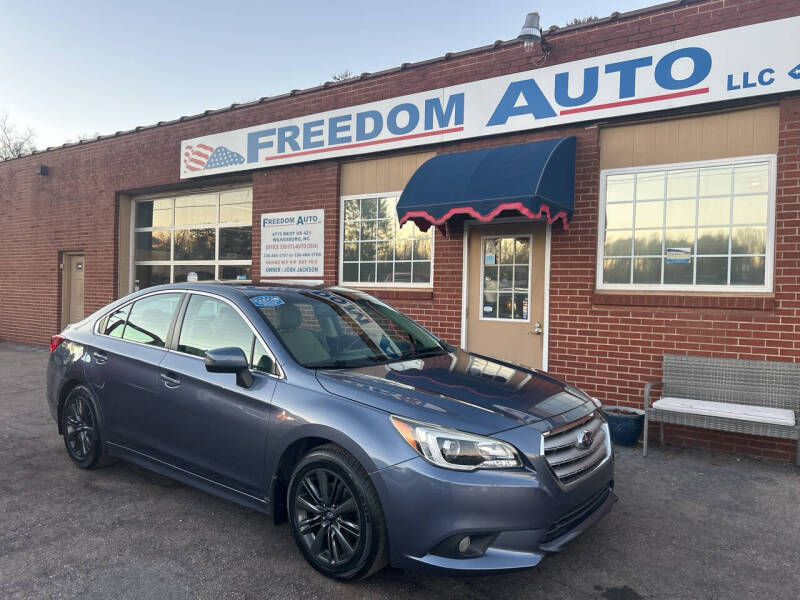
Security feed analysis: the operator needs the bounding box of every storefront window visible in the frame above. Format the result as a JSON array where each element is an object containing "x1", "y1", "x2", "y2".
[
  {"x1": 597, "y1": 157, "x2": 774, "y2": 292},
  {"x1": 133, "y1": 188, "x2": 252, "y2": 290},
  {"x1": 340, "y1": 194, "x2": 433, "y2": 286}
]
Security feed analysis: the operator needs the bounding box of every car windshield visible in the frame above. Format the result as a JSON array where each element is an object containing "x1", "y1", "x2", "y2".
[{"x1": 251, "y1": 288, "x2": 446, "y2": 369}]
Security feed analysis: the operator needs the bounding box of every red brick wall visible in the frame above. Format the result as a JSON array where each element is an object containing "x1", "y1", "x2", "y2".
[{"x1": 1, "y1": 0, "x2": 799, "y2": 460}]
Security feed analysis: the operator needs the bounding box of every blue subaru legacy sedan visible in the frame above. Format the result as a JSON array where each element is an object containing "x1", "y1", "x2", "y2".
[{"x1": 47, "y1": 282, "x2": 615, "y2": 581}]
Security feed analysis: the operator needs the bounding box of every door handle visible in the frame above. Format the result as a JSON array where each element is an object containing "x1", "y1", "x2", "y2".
[
  {"x1": 160, "y1": 371, "x2": 181, "y2": 389},
  {"x1": 92, "y1": 350, "x2": 108, "y2": 364},
  {"x1": 528, "y1": 321, "x2": 543, "y2": 336}
]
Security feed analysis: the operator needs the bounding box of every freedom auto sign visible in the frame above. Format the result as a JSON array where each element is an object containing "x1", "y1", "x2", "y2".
[{"x1": 181, "y1": 16, "x2": 800, "y2": 179}]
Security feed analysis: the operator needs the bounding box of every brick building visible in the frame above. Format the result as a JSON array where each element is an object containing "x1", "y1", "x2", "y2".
[{"x1": 1, "y1": 0, "x2": 799, "y2": 460}]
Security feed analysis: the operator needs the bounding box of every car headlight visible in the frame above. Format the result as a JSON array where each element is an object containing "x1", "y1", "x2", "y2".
[{"x1": 391, "y1": 416, "x2": 522, "y2": 471}]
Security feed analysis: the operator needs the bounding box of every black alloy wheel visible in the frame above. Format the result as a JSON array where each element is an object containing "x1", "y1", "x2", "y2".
[
  {"x1": 61, "y1": 386, "x2": 107, "y2": 469},
  {"x1": 287, "y1": 445, "x2": 388, "y2": 581}
]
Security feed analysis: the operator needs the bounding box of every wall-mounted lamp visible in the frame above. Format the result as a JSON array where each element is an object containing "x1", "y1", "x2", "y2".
[
  {"x1": 38, "y1": 165, "x2": 49, "y2": 176},
  {"x1": 518, "y1": 12, "x2": 551, "y2": 54}
]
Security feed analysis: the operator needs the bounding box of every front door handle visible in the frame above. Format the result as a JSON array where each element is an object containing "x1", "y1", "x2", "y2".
[
  {"x1": 92, "y1": 350, "x2": 108, "y2": 364},
  {"x1": 160, "y1": 371, "x2": 181, "y2": 389},
  {"x1": 529, "y1": 321, "x2": 543, "y2": 336}
]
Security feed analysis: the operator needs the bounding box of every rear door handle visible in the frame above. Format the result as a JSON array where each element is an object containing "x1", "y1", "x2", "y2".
[
  {"x1": 92, "y1": 350, "x2": 108, "y2": 364},
  {"x1": 160, "y1": 371, "x2": 181, "y2": 389}
]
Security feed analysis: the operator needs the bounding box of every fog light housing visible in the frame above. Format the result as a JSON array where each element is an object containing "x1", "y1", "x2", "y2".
[{"x1": 430, "y1": 532, "x2": 499, "y2": 559}]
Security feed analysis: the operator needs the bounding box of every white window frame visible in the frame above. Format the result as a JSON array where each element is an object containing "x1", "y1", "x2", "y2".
[
  {"x1": 132, "y1": 186, "x2": 253, "y2": 289},
  {"x1": 338, "y1": 192, "x2": 435, "y2": 289},
  {"x1": 479, "y1": 233, "x2": 533, "y2": 323},
  {"x1": 596, "y1": 154, "x2": 777, "y2": 294}
]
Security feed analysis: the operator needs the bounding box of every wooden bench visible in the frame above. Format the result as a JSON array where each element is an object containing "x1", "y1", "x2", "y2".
[{"x1": 643, "y1": 354, "x2": 800, "y2": 466}]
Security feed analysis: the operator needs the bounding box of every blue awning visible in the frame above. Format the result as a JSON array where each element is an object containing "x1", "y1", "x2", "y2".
[{"x1": 397, "y1": 137, "x2": 576, "y2": 230}]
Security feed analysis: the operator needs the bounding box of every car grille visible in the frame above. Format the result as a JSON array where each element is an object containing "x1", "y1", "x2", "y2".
[
  {"x1": 540, "y1": 485, "x2": 612, "y2": 543},
  {"x1": 542, "y1": 412, "x2": 609, "y2": 485}
]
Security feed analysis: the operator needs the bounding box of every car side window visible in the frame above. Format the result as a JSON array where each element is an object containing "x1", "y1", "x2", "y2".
[
  {"x1": 178, "y1": 295, "x2": 254, "y2": 358},
  {"x1": 103, "y1": 304, "x2": 130, "y2": 338},
  {"x1": 122, "y1": 293, "x2": 183, "y2": 347},
  {"x1": 252, "y1": 339, "x2": 277, "y2": 375}
]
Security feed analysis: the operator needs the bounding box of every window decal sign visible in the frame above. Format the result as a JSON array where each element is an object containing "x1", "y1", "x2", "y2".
[
  {"x1": 260, "y1": 209, "x2": 325, "y2": 278},
  {"x1": 250, "y1": 295, "x2": 285, "y2": 307},
  {"x1": 181, "y1": 17, "x2": 799, "y2": 179},
  {"x1": 666, "y1": 247, "x2": 692, "y2": 264}
]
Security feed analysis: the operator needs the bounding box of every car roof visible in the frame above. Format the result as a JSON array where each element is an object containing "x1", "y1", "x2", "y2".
[{"x1": 141, "y1": 281, "x2": 334, "y2": 301}]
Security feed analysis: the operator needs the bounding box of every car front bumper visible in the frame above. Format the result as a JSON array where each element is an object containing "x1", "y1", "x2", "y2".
[{"x1": 372, "y1": 440, "x2": 615, "y2": 574}]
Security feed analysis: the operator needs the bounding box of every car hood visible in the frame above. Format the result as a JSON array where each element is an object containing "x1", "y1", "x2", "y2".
[{"x1": 315, "y1": 348, "x2": 594, "y2": 435}]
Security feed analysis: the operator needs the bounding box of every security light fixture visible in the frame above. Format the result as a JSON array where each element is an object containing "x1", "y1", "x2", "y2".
[{"x1": 518, "y1": 11, "x2": 551, "y2": 54}]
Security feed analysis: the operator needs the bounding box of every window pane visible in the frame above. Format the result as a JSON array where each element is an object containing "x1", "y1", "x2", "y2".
[
  {"x1": 512, "y1": 294, "x2": 527, "y2": 319},
  {"x1": 665, "y1": 228, "x2": 694, "y2": 250},
  {"x1": 359, "y1": 241, "x2": 376, "y2": 261},
  {"x1": 344, "y1": 198, "x2": 359, "y2": 221},
  {"x1": 733, "y1": 163, "x2": 768, "y2": 195},
  {"x1": 635, "y1": 201, "x2": 664, "y2": 228},
  {"x1": 666, "y1": 198, "x2": 695, "y2": 227},
  {"x1": 361, "y1": 220, "x2": 377, "y2": 240},
  {"x1": 699, "y1": 166, "x2": 732, "y2": 196},
  {"x1": 174, "y1": 228, "x2": 215, "y2": 260},
  {"x1": 412, "y1": 261, "x2": 431, "y2": 283},
  {"x1": 634, "y1": 230, "x2": 662, "y2": 256},
  {"x1": 731, "y1": 226, "x2": 766, "y2": 255},
  {"x1": 498, "y1": 238, "x2": 514, "y2": 264},
  {"x1": 252, "y1": 339, "x2": 276, "y2": 374},
  {"x1": 219, "y1": 189, "x2": 252, "y2": 223},
  {"x1": 664, "y1": 260, "x2": 693, "y2": 285},
  {"x1": 376, "y1": 219, "x2": 393, "y2": 240},
  {"x1": 636, "y1": 172, "x2": 665, "y2": 200},
  {"x1": 633, "y1": 257, "x2": 661, "y2": 284},
  {"x1": 514, "y1": 266, "x2": 529, "y2": 292},
  {"x1": 413, "y1": 238, "x2": 431, "y2": 260},
  {"x1": 135, "y1": 231, "x2": 171, "y2": 261},
  {"x1": 696, "y1": 257, "x2": 728, "y2": 285},
  {"x1": 498, "y1": 293, "x2": 513, "y2": 318},
  {"x1": 732, "y1": 195, "x2": 768, "y2": 225},
  {"x1": 482, "y1": 292, "x2": 497, "y2": 318},
  {"x1": 344, "y1": 221, "x2": 359, "y2": 242},
  {"x1": 484, "y1": 238, "x2": 499, "y2": 264},
  {"x1": 394, "y1": 262, "x2": 412, "y2": 283},
  {"x1": 359, "y1": 262, "x2": 376, "y2": 282},
  {"x1": 178, "y1": 295, "x2": 254, "y2": 358},
  {"x1": 104, "y1": 304, "x2": 130, "y2": 338},
  {"x1": 377, "y1": 197, "x2": 394, "y2": 219},
  {"x1": 603, "y1": 258, "x2": 631, "y2": 284},
  {"x1": 123, "y1": 293, "x2": 183, "y2": 347},
  {"x1": 220, "y1": 265, "x2": 251, "y2": 281},
  {"x1": 175, "y1": 193, "x2": 217, "y2": 225},
  {"x1": 604, "y1": 230, "x2": 632, "y2": 256},
  {"x1": 698, "y1": 197, "x2": 730, "y2": 226},
  {"x1": 606, "y1": 174, "x2": 634, "y2": 202},
  {"x1": 498, "y1": 266, "x2": 513, "y2": 291},
  {"x1": 484, "y1": 266, "x2": 498, "y2": 292},
  {"x1": 697, "y1": 228, "x2": 729, "y2": 255},
  {"x1": 376, "y1": 241, "x2": 393, "y2": 261},
  {"x1": 515, "y1": 237, "x2": 530, "y2": 263},
  {"x1": 173, "y1": 265, "x2": 214, "y2": 282},
  {"x1": 667, "y1": 169, "x2": 697, "y2": 198},
  {"x1": 135, "y1": 198, "x2": 172, "y2": 228},
  {"x1": 377, "y1": 262, "x2": 393, "y2": 283},
  {"x1": 395, "y1": 239, "x2": 411, "y2": 260},
  {"x1": 731, "y1": 256, "x2": 765, "y2": 285},
  {"x1": 135, "y1": 264, "x2": 170, "y2": 290},
  {"x1": 606, "y1": 203, "x2": 633, "y2": 229},
  {"x1": 343, "y1": 242, "x2": 358, "y2": 261},
  {"x1": 219, "y1": 227, "x2": 251, "y2": 260},
  {"x1": 342, "y1": 262, "x2": 358, "y2": 282},
  {"x1": 361, "y1": 197, "x2": 377, "y2": 220}
]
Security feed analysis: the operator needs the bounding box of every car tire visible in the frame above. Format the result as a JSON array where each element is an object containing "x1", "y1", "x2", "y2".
[
  {"x1": 61, "y1": 385, "x2": 112, "y2": 469},
  {"x1": 287, "y1": 444, "x2": 388, "y2": 581}
]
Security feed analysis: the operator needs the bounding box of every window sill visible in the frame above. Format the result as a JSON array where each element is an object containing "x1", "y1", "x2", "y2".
[
  {"x1": 590, "y1": 292, "x2": 775, "y2": 311},
  {"x1": 358, "y1": 288, "x2": 434, "y2": 301}
]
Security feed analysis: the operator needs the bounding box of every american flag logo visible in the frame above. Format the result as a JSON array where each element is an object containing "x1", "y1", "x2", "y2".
[{"x1": 183, "y1": 143, "x2": 245, "y2": 172}]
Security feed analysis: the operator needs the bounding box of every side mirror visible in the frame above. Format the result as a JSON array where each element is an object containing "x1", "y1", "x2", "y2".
[{"x1": 204, "y1": 347, "x2": 254, "y2": 388}]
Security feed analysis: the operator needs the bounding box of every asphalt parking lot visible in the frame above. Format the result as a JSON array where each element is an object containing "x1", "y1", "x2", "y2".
[{"x1": 1, "y1": 343, "x2": 799, "y2": 599}]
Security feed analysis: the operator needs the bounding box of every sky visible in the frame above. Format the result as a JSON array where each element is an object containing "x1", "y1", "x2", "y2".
[{"x1": 0, "y1": 0, "x2": 657, "y2": 150}]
